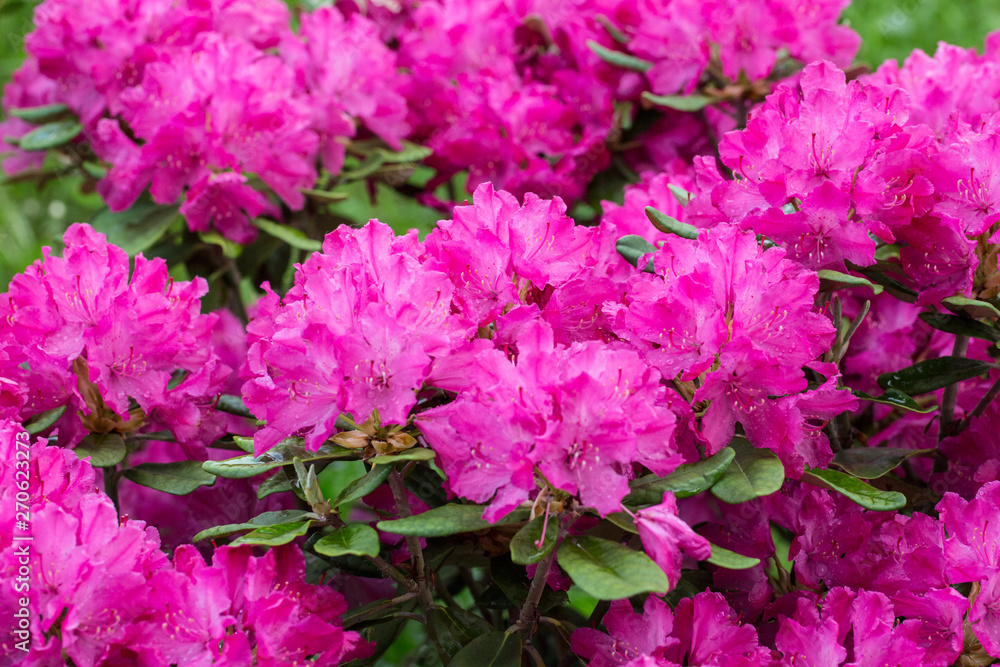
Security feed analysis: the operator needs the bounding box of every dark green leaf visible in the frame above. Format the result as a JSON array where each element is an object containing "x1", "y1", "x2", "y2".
[
  {"x1": 231, "y1": 519, "x2": 312, "y2": 546},
  {"x1": 942, "y1": 296, "x2": 1000, "y2": 320},
  {"x1": 645, "y1": 205, "x2": 699, "y2": 239},
  {"x1": 852, "y1": 389, "x2": 935, "y2": 414},
  {"x1": 8, "y1": 104, "x2": 70, "y2": 124},
  {"x1": 428, "y1": 607, "x2": 493, "y2": 658},
  {"x1": 877, "y1": 357, "x2": 991, "y2": 395},
  {"x1": 334, "y1": 464, "x2": 391, "y2": 507},
  {"x1": 510, "y1": 515, "x2": 559, "y2": 565},
  {"x1": 641, "y1": 91, "x2": 713, "y2": 112},
  {"x1": 557, "y1": 535, "x2": 669, "y2": 599},
  {"x1": 257, "y1": 471, "x2": 293, "y2": 499},
  {"x1": 191, "y1": 509, "x2": 311, "y2": 542},
  {"x1": 616, "y1": 234, "x2": 657, "y2": 272},
  {"x1": 586, "y1": 40, "x2": 652, "y2": 72},
  {"x1": 802, "y1": 468, "x2": 907, "y2": 511},
  {"x1": 817, "y1": 270, "x2": 884, "y2": 295},
  {"x1": 25, "y1": 405, "x2": 66, "y2": 434},
  {"x1": 377, "y1": 504, "x2": 529, "y2": 537},
  {"x1": 831, "y1": 447, "x2": 936, "y2": 479},
  {"x1": 604, "y1": 511, "x2": 638, "y2": 534},
  {"x1": 90, "y1": 202, "x2": 181, "y2": 256},
  {"x1": 313, "y1": 525, "x2": 380, "y2": 558},
  {"x1": 369, "y1": 448, "x2": 437, "y2": 465},
  {"x1": 203, "y1": 441, "x2": 357, "y2": 479},
  {"x1": 626, "y1": 447, "x2": 735, "y2": 505},
  {"x1": 918, "y1": 312, "x2": 1000, "y2": 343},
  {"x1": 252, "y1": 217, "x2": 322, "y2": 252},
  {"x1": 122, "y1": 461, "x2": 216, "y2": 495},
  {"x1": 18, "y1": 120, "x2": 82, "y2": 151},
  {"x1": 216, "y1": 394, "x2": 255, "y2": 419},
  {"x1": 706, "y1": 543, "x2": 760, "y2": 570},
  {"x1": 709, "y1": 438, "x2": 784, "y2": 504},
  {"x1": 449, "y1": 631, "x2": 522, "y2": 667},
  {"x1": 74, "y1": 433, "x2": 126, "y2": 468},
  {"x1": 850, "y1": 265, "x2": 917, "y2": 302},
  {"x1": 404, "y1": 465, "x2": 449, "y2": 508}
]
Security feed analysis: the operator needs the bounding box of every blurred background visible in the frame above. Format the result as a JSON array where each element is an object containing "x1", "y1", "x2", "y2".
[{"x1": 1, "y1": 0, "x2": 999, "y2": 285}]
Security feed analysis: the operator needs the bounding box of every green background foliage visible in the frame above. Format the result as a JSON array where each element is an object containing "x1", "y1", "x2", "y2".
[{"x1": 2, "y1": 0, "x2": 1000, "y2": 285}]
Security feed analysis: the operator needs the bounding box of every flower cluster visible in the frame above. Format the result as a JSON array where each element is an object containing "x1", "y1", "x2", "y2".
[{"x1": 0, "y1": 419, "x2": 366, "y2": 666}]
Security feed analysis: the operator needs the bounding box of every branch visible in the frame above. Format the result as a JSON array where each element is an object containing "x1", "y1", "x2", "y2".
[
  {"x1": 939, "y1": 334, "x2": 970, "y2": 443},
  {"x1": 388, "y1": 469, "x2": 435, "y2": 611},
  {"x1": 510, "y1": 549, "x2": 557, "y2": 640}
]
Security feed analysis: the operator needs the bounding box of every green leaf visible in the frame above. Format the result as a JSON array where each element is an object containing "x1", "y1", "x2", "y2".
[
  {"x1": 802, "y1": 467, "x2": 907, "y2": 511},
  {"x1": 376, "y1": 140, "x2": 433, "y2": 164},
  {"x1": 586, "y1": 40, "x2": 652, "y2": 72},
  {"x1": 199, "y1": 231, "x2": 241, "y2": 259},
  {"x1": 192, "y1": 509, "x2": 311, "y2": 542},
  {"x1": 313, "y1": 525, "x2": 380, "y2": 558},
  {"x1": 626, "y1": 447, "x2": 736, "y2": 505},
  {"x1": 333, "y1": 464, "x2": 391, "y2": 508},
  {"x1": 74, "y1": 433, "x2": 127, "y2": 468},
  {"x1": 616, "y1": 234, "x2": 657, "y2": 271},
  {"x1": 668, "y1": 183, "x2": 692, "y2": 207},
  {"x1": 510, "y1": 515, "x2": 559, "y2": 565},
  {"x1": 8, "y1": 104, "x2": 70, "y2": 124},
  {"x1": 89, "y1": 202, "x2": 181, "y2": 256},
  {"x1": 645, "y1": 205, "x2": 699, "y2": 239},
  {"x1": 557, "y1": 535, "x2": 669, "y2": 599},
  {"x1": 449, "y1": 631, "x2": 522, "y2": 667},
  {"x1": 231, "y1": 436, "x2": 257, "y2": 454},
  {"x1": 376, "y1": 504, "x2": 528, "y2": 537},
  {"x1": 301, "y1": 188, "x2": 349, "y2": 204},
  {"x1": 817, "y1": 270, "x2": 884, "y2": 296},
  {"x1": 369, "y1": 448, "x2": 437, "y2": 465},
  {"x1": 706, "y1": 543, "x2": 761, "y2": 570},
  {"x1": 231, "y1": 519, "x2": 312, "y2": 546},
  {"x1": 641, "y1": 91, "x2": 713, "y2": 112},
  {"x1": 709, "y1": 438, "x2": 785, "y2": 504},
  {"x1": 850, "y1": 265, "x2": 918, "y2": 303},
  {"x1": 18, "y1": 120, "x2": 82, "y2": 151},
  {"x1": 604, "y1": 511, "x2": 638, "y2": 534},
  {"x1": 25, "y1": 405, "x2": 66, "y2": 434},
  {"x1": 216, "y1": 394, "x2": 255, "y2": 419},
  {"x1": 252, "y1": 217, "x2": 322, "y2": 252},
  {"x1": 203, "y1": 440, "x2": 357, "y2": 479},
  {"x1": 942, "y1": 296, "x2": 1000, "y2": 320},
  {"x1": 122, "y1": 461, "x2": 216, "y2": 495},
  {"x1": 852, "y1": 388, "x2": 935, "y2": 414},
  {"x1": 256, "y1": 471, "x2": 293, "y2": 500},
  {"x1": 918, "y1": 312, "x2": 1000, "y2": 343},
  {"x1": 831, "y1": 447, "x2": 936, "y2": 479},
  {"x1": 876, "y1": 357, "x2": 991, "y2": 395},
  {"x1": 342, "y1": 152, "x2": 387, "y2": 180}
]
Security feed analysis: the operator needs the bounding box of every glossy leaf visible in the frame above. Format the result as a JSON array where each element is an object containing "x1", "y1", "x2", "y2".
[
  {"x1": 877, "y1": 357, "x2": 991, "y2": 395},
  {"x1": 709, "y1": 439, "x2": 784, "y2": 504},
  {"x1": 817, "y1": 270, "x2": 883, "y2": 295},
  {"x1": 90, "y1": 202, "x2": 181, "y2": 256},
  {"x1": 74, "y1": 433, "x2": 126, "y2": 468},
  {"x1": 919, "y1": 312, "x2": 1000, "y2": 343},
  {"x1": 25, "y1": 405, "x2": 66, "y2": 435},
  {"x1": 852, "y1": 388, "x2": 935, "y2": 413},
  {"x1": 231, "y1": 519, "x2": 312, "y2": 546},
  {"x1": 831, "y1": 447, "x2": 936, "y2": 479},
  {"x1": 122, "y1": 461, "x2": 216, "y2": 495},
  {"x1": 803, "y1": 468, "x2": 907, "y2": 511},
  {"x1": 18, "y1": 119, "x2": 82, "y2": 151},
  {"x1": 510, "y1": 515, "x2": 559, "y2": 565},
  {"x1": 256, "y1": 471, "x2": 293, "y2": 500},
  {"x1": 334, "y1": 464, "x2": 391, "y2": 507},
  {"x1": 377, "y1": 504, "x2": 528, "y2": 537},
  {"x1": 557, "y1": 535, "x2": 669, "y2": 599},
  {"x1": 450, "y1": 631, "x2": 522, "y2": 667},
  {"x1": 216, "y1": 394, "x2": 256, "y2": 419},
  {"x1": 192, "y1": 509, "x2": 311, "y2": 542},
  {"x1": 706, "y1": 543, "x2": 761, "y2": 570},
  {"x1": 252, "y1": 217, "x2": 322, "y2": 252},
  {"x1": 641, "y1": 91, "x2": 713, "y2": 111},
  {"x1": 942, "y1": 296, "x2": 1000, "y2": 320},
  {"x1": 586, "y1": 40, "x2": 652, "y2": 72},
  {"x1": 616, "y1": 234, "x2": 656, "y2": 272},
  {"x1": 313, "y1": 525, "x2": 380, "y2": 558},
  {"x1": 203, "y1": 440, "x2": 356, "y2": 479},
  {"x1": 627, "y1": 447, "x2": 735, "y2": 505},
  {"x1": 645, "y1": 205, "x2": 699, "y2": 239},
  {"x1": 369, "y1": 447, "x2": 436, "y2": 465}
]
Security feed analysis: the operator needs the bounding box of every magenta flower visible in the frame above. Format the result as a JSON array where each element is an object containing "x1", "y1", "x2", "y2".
[{"x1": 635, "y1": 492, "x2": 712, "y2": 587}]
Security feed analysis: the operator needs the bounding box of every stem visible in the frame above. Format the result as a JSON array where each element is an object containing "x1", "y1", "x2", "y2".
[
  {"x1": 103, "y1": 467, "x2": 120, "y2": 515},
  {"x1": 939, "y1": 335, "x2": 970, "y2": 443},
  {"x1": 955, "y1": 372, "x2": 1000, "y2": 435},
  {"x1": 388, "y1": 469, "x2": 435, "y2": 611},
  {"x1": 510, "y1": 549, "x2": 557, "y2": 640},
  {"x1": 368, "y1": 555, "x2": 419, "y2": 593},
  {"x1": 343, "y1": 592, "x2": 418, "y2": 629}
]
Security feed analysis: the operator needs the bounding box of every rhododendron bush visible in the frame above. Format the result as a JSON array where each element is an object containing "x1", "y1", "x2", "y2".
[{"x1": 4, "y1": 0, "x2": 1000, "y2": 665}]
